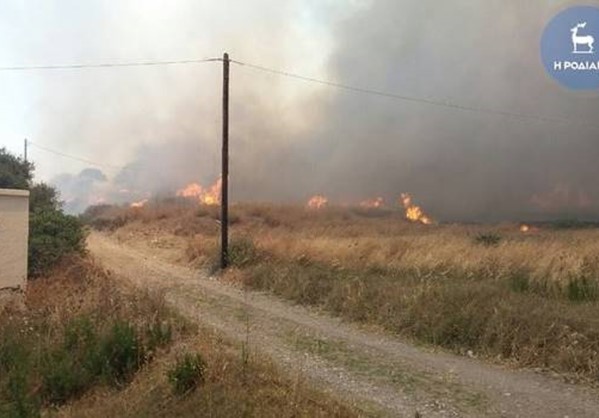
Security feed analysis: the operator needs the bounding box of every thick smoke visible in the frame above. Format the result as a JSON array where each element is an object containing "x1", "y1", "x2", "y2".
[
  {"x1": 304, "y1": 0, "x2": 599, "y2": 221},
  {"x1": 43, "y1": 0, "x2": 599, "y2": 221},
  {"x1": 53, "y1": 168, "x2": 108, "y2": 214}
]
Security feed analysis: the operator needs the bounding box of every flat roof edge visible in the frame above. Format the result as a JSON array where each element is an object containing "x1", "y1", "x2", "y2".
[{"x1": 0, "y1": 188, "x2": 30, "y2": 197}]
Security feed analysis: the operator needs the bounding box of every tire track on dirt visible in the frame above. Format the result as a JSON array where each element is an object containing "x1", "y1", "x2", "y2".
[{"x1": 89, "y1": 232, "x2": 599, "y2": 418}]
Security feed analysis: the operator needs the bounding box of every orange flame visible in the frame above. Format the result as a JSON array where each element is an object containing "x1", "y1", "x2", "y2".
[
  {"x1": 400, "y1": 193, "x2": 433, "y2": 225},
  {"x1": 360, "y1": 197, "x2": 385, "y2": 209},
  {"x1": 177, "y1": 177, "x2": 222, "y2": 206},
  {"x1": 130, "y1": 199, "x2": 148, "y2": 208},
  {"x1": 307, "y1": 195, "x2": 328, "y2": 210},
  {"x1": 177, "y1": 183, "x2": 203, "y2": 199},
  {"x1": 520, "y1": 224, "x2": 531, "y2": 233}
]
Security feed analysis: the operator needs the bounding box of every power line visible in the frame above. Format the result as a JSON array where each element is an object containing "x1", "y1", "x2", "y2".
[
  {"x1": 28, "y1": 141, "x2": 126, "y2": 172},
  {"x1": 230, "y1": 59, "x2": 599, "y2": 130},
  {"x1": 2, "y1": 55, "x2": 595, "y2": 129},
  {"x1": 0, "y1": 57, "x2": 222, "y2": 71}
]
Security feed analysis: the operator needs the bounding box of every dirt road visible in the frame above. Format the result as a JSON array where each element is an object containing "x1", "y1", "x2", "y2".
[{"x1": 88, "y1": 232, "x2": 599, "y2": 417}]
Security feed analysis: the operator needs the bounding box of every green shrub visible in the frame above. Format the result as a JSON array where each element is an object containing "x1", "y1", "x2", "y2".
[
  {"x1": 567, "y1": 277, "x2": 598, "y2": 302},
  {"x1": 63, "y1": 317, "x2": 97, "y2": 351},
  {"x1": 99, "y1": 321, "x2": 144, "y2": 385},
  {"x1": 0, "y1": 331, "x2": 28, "y2": 374},
  {"x1": 228, "y1": 237, "x2": 262, "y2": 268},
  {"x1": 1, "y1": 316, "x2": 175, "y2": 411},
  {"x1": 0, "y1": 329, "x2": 40, "y2": 417},
  {"x1": 168, "y1": 353, "x2": 207, "y2": 395},
  {"x1": 25, "y1": 315, "x2": 171, "y2": 409},
  {"x1": 509, "y1": 274, "x2": 530, "y2": 294},
  {"x1": 0, "y1": 148, "x2": 88, "y2": 277},
  {"x1": 208, "y1": 237, "x2": 263, "y2": 272},
  {"x1": 62, "y1": 318, "x2": 104, "y2": 378},
  {"x1": 0, "y1": 147, "x2": 32, "y2": 190},
  {"x1": 3, "y1": 371, "x2": 40, "y2": 418},
  {"x1": 40, "y1": 317, "x2": 147, "y2": 404},
  {"x1": 28, "y1": 209, "x2": 87, "y2": 276},
  {"x1": 474, "y1": 233, "x2": 502, "y2": 247},
  {"x1": 41, "y1": 351, "x2": 89, "y2": 405},
  {"x1": 29, "y1": 183, "x2": 60, "y2": 213}
]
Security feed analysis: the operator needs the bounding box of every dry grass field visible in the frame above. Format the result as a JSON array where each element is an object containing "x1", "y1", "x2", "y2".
[{"x1": 85, "y1": 201, "x2": 599, "y2": 383}]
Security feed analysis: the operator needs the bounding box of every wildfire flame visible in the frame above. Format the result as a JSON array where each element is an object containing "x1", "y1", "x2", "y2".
[
  {"x1": 177, "y1": 183, "x2": 203, "y2": 199},
  {"x1": 307, "y1": 195, "x2": 328, "y2": 210},
  {"x1": 400, "y1": 193, "x2": 433, "y2": 225},
  {"x1": 177, "y1": 177, "x2": 222, "y2": 206},
  {"x1": 130, "y1": 199, "x2": 148, "y2": 208},
  {"x1": 360, "y1": 197, "x2": 385, "y2": 209},
  {"x1": 520, "y1": 224, "x2": 531, "y2": 233}
]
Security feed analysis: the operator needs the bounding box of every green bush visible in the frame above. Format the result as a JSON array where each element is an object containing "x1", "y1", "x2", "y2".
[
  {"x1": 168, "y1": 353, "x2": 207, "y2": 395},
  {"x1": 29, "y1": 183, "x2": 60, "y2": 213},
  {"x1": 2, "y1": 372, "x2": 39, "y2": 418},
  {"x1": 41, "y1": 351, "x2": 89, "y2": 405},
  {"x1": 40, "y1": 317, "x2": 172, "y2": 403},
  {"x1": 509, "y1": 274, "x2": 530, "y2": 294},
  {"x1": 567, "y1": 277, "x2": 598, "y2": 302},
  {"x1": 0, "y1": 315, "x2": 175, "y2": 413},
  {"x1": 0, "y1": 147, "x2": 87, "y2": 277},
  {"x1": 28, "y1": 210, "x2": 87, "y2": 276},
  {"x1": 473, "y1": 233, "x2": 502, "y2": 247},
  {"x1": 228, "y1": 237, "x2": 262, "y2": 268},
  {"x1": 0, "y1": 148, "x2": 32, "y2": 189},
  {"x1": 99, "y1": 321, "x2": 144, "y2": 386},
  {"x1": 0, "y1": 328, "x2": 38, "y2": 416}
]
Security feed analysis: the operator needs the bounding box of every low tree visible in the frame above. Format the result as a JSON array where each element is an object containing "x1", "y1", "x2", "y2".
[
  {"x1": 30, "y1": 182, "x2": 61, "y2": 213},
  {"x1": 0, "y1": 147, "x2": 86, "y2": 277},
  {"x1": 28, "y1": 210, "x2": 86, "y2": 276},
  {"x1": 0, "y1": 147, "x2": 33, "y2": 189}
]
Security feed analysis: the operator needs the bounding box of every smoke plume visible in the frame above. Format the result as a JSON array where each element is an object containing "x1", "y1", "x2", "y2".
[{"x1": 31, "y1": 0, "x2": 599, "y2": 221}]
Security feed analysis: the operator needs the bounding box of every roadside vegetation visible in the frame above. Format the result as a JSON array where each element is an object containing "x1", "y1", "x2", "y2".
[
  {"x1": 0, "y1": 256, "x2": 182, "y2": 416},
  {"x1": 0, "y1": 255, "x2": 353, "y2": 417},
  {"x1": 1, "y1": 150, "x2": 352, "y2": 417},
  {"x1": 0, "y1": 148, "x2": 86, "y2": 277},
  {"x1": 85, "y1": 200, "x2": 599, "y2": 383}
]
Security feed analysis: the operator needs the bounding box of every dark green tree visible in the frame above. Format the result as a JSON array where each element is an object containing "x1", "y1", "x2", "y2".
[
  {"x1": 30, "y1": 183, "x2": 61, "y2": 213},
  {"x1": 0, "y1": 147, "x2": 86, "y2": 277},
  {"x1": 0, "y1": 147, "x2": 33, "y2": 189},
  {"x1": 28, "y1": 210, "x2": 86, "y2": 276}
]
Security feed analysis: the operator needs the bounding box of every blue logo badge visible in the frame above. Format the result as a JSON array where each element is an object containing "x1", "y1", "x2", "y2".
[{"x1": 541, "y1": 6, "x2": 599, "y2": 90}]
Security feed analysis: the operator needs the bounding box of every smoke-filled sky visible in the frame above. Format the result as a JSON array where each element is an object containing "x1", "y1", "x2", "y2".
[{"x1": 1, "y1": 0, "x2": 598, "y2": 221}]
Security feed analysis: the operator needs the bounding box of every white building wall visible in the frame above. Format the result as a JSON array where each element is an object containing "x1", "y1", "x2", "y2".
[{"x1": 0, "y1": 189, "x2": 29, "y2": 290}]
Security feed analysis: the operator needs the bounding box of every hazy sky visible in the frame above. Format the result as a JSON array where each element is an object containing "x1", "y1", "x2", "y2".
[
  {"x1": 0, "y1": 0, "x2": 358, "y2": 178},
  {"x1": 1, "y1": 0, "x2": 598, "y2": 220}
]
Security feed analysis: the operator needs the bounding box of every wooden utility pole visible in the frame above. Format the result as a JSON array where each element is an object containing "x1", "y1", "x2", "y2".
[
  {"x1": 24, "y1": 139, "x2": 28, "y2": 163},
  {"x1": 221, "y1": 52, "x2": 230, "y2": 269}
]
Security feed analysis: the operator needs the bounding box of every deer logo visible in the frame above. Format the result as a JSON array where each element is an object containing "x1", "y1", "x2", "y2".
[{"x1": 571, "y1": 22, "x2": 595, "y2": 54}]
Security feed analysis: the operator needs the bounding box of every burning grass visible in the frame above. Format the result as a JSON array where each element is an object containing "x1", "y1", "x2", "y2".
[{"x1": 85, "y1": 201, "x2": 599, "y2": 382}]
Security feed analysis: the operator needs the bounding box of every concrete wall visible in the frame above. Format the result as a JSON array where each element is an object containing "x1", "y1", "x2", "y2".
[{"x1": 0, "y1": 189, "x2": 29, "y2": 290}]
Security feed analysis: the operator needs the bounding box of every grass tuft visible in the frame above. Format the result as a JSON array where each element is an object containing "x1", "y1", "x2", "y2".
[
  {"x1": 168, "y1": 353, "x2": 207, "y2": 395},
  {"x1": 473, "y1": 232, "x2": 502, "y2": 247}
]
